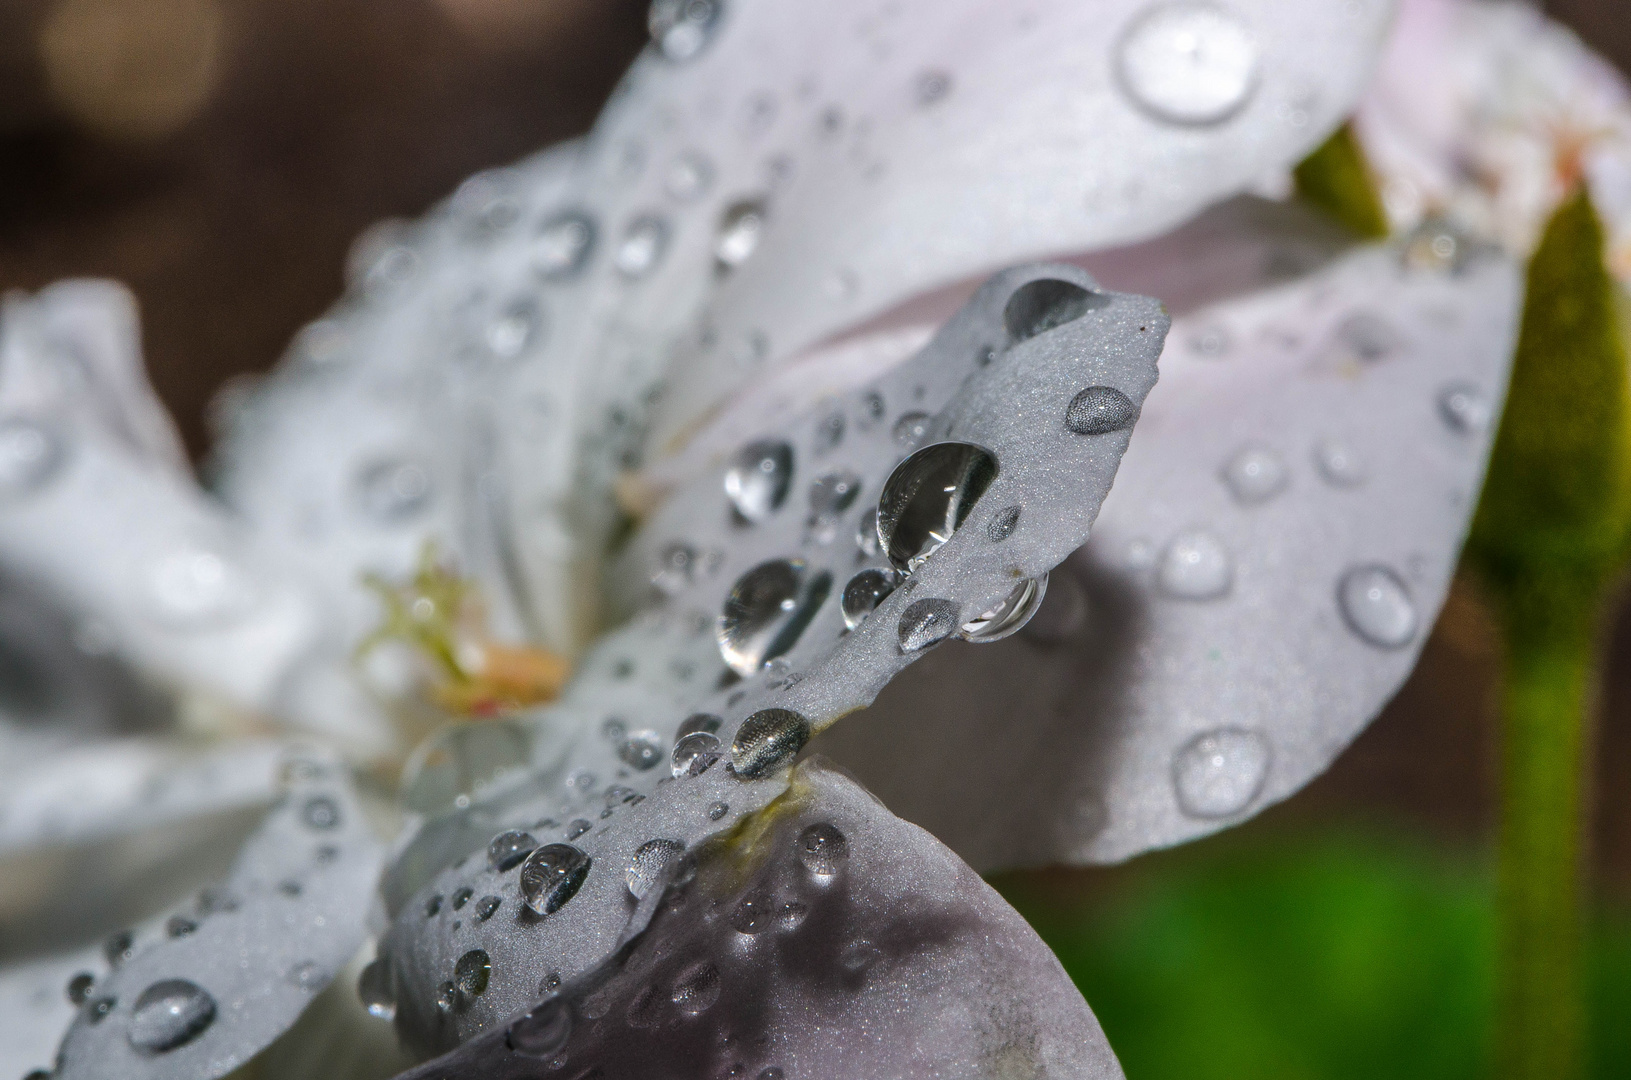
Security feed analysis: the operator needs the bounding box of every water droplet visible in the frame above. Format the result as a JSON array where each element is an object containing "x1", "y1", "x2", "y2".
[
  {"x1": 615, "y1": 215, "x2": 670, "y2": 278},
  {"x1": 677, "y1": 712, "x2": 722, "y2": 739},
  {"x1": 627, "y1": 838, "x2": 686, "y2": 899},
  {"x1": 731, "y1": 708, "x2": 811, "y2": 778},
  {"x1": 519, "y1": 844, "x2": 591, "y2": 915},
  {"x1": 671, "y1": 962, "x2": 722, "y2": 1014},
  {"x1": 104, "y1": 931, "x2": 134, "y2": 967},
  {"x1": 1157, "y1": 530, "x2": 1233, "y2": 600},
  {"x1": 1314, "y1": 440, "x2": 1366, "y2": 486},
  {"x1": 1221, "y1": 445, "x2": 1288, "y2": 504},
  {"x1": 358, "y1": 958, "x2": 396, "y2": 1021},
  {"x1": 1338, "y1": 565, "x2": 1418, "y2": 648},
  {"x1": 841, "y1": 568, "x2": 899, "y2": 630},
  {"x1": 665, "y1": 150, "x2": 714, "y2": 202},
  {"x1": 797, "y1": 822, "x2": 848, "y2": 875},
  {"x1": 146, "y1": 548, "x2": 252, "y2": 627},
  {"x1": 715, "y1": 200, "x2": 767, "y2": 271},
  {"x1": 648, "y1": 0, "x2": 720, "y2": 61},
  {"x1": 1065, "y1": 386, "x2": 1138, "y2": 436},
  {"x1": 856, "y1": 507, "x2": 881, "y2": 556},
  {"x1": 425, "y1": 894, "x2": 443, "y2": 917},
  {"x1": 1333, "y1": 311, "x2": 1399, "y2": 363},
  {"x1": 988, "y1": 505, "x2": 1022, "y2": 542},
  {"x1": 66, "y1": 972, "x2": 95, "y2": 1005},
  {"x1": 724, "y1": 440, "x2": 794, "y2": 523},
  {"x1": 127, "y1": 979, "x2": 216, "y2": 1054},
  {"x1": 435, "y1": 981, "x2": 457, "y2": 1013},
  {"x1": 476, "y1": 896, "x2": 502, "y2": 921},
  {"x1": 1438, "y1": 383, "x2": 1493, "y2": 434},
  {"x1": 485, "y1": 299, "x2": 538, "y2": 359},
  {"x1": 86, "y1": 996, "x2": 116, "y2": 1023},
  {"x1": 1116, "y1": 3, "x2": 1260, "y2": 125},
  {"x1": 619, "y1": 731, "x2": 665, "y2": 771},
  {"x1": 708, "y1": 801, "x2": 729, "y2": 820},
  {"x1": 1004, "y1": 279, "x2": 1098, "y2": 340},
  {"x1": 898, "y1": 597, "x2": 961, "y2": 652},
  {"x1": 1172, "y1": 728, "x2": 1270, "y2": 818},
  {"x1": 892, "y1": 411, "x2": 933, "y2": 446},
  {"x1": 913, "y1": 67, "x2": 953, "y2": 106},
  {"x1": 877, "y1": 442, "x2": 998, "y2": 571},
  {"x1": 730, "y1": 893, "x2": 777, "y2": 934},
  {"x1": 454, "y1": 949, "x2": 491, "y2": 999},
  {"x1": 566, "y1": 819, "x2": 592, "y2": 841},
  {"x1": 808, "y1": 470, "x2": 862, "y2": 517},
  {"x1": 302, "y1": 795, "x2": 340, "y2": 830},
  {"x1": 288, "y1": 961, "x2": 324, "y2": 990},
  {"x1": 507, "y1": 995, "x2": 571, "y2": 1058},
  {"x1": 363, "y1": 245, "x2": 418, "y2": 296},
  {"x1": 0, "y1": 417, "x2": 65, "y2": 499},
  {"x1": 488, "y1": 830, "x2": 538, "y2": 872},
  {"x1": 671, "y1": 731, "x2": 722, "y2": 777},
  {"x1": 452, "y1": 887, "x2": 473, "y2": 910},
  {"x1": 533, "y1": 211, "x2": 595, "y2": 279},
  {"x1": 1401, "y1": 216, "x2": 1473, "y2": 273},
  {"x1": 653, "y1": 542, "x2": 699, "y2": 596},
  {"x1": 961, "y1": 576, "x2": 1048, "y2": 641},
  {"x1": 165, "y1": 915, "x2": 197, "y2": 938},
  {"x1": 717, "y1": 559, "x2": 831, "y2": 676}
]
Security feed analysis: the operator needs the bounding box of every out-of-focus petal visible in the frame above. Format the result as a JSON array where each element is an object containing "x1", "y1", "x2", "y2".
[
  {"x1": 388, "y1": 758, "x2": 1121, "y2": 1080},
  {"x1": 52, "y1": 751, "x2": 383, "y2": 1080}
]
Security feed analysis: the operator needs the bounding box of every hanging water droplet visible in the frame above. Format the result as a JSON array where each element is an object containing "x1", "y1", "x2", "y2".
[
  {"x1": 665, "y1": 150, "x2": 714, "y2": 202},
  {"x1": 127, "y1": 979, "x2": 216, "y2": 1054},
  {"x1": 1314, "y1": 440, "x2": 1366, "y2": 487},
  {"x1": 671, "y1": 731, "x2": 722, "y2": 777},
  {"x1": 716, "y1": 559, "x2": 831, "y2": 676},
  {"x1": 898, "y1": 597, "x2": 961, "y2": 652},
  {"x1": 731, "y1": 708, "x2": 811, "y2": 778},
  {"x1": 724, "y1": 440, "x2": 794, "y2": 523},
  {"x1": 1337, "y1": 564, "x2": 1418, "y2": 648},
  {"x1": 648, "y1": 0, "x2": 720, "y2": 61},
  {"x1": 671, "y1": 962, "x2": 722, "y2": 1014},
  {"x1": 615, "y1": 215, "x2": 670, "y2": 278},
  {"x1": 0, "y1": 417, "x2": 65, "y2": 499},
  {"x1": 676, "y1": 712, "x2": 722, "y2": 739},
  {"x1": 961, "y1": 576, "x2": 1048, "y2": 642},
  {"x1": 797, "y1": 822, "x2": 848, "y2": 875},
  {"x1": 519, "y1": 844, "x2": 592, "y2": 915},
  {"x1": 1004, "y1": 279, "x2": 1098, "y2": 341},
  {"x1": 1116, "y1": 3, "x2": 1260, "y2": 125},
  {"x1": 508, "y1": 995, "x2": 571, "y2": 1058},
  {"x1": 1065, "y1": 386, "x2": 1138, "y2": 436},
  {"x1": 533, "y1": 211, "x2": 595, "y2": 279},
  {"x1": 988, "y1": 505, "x2": 1022, "y2": 542},
  {"x1": 485, "y1": 299, "x2": 538, "y2": 359},
  {"x1": 808, "y1": 470, "x2": 862, "y2": 518},
  {"x1": 358, "y1": 958, "x2": 396, "y2": 1021},
  {"x1": 876, "y1": 442, "x2": 998, "y2": 571},
  {"x1": 1172, "y1": 728, "x2": 1270, "y2": 818},
  {"x1": 488, "y1": 830, "x2": 538, "y2": 872},
  {"x1": 454, "y1": 949, "x2": 491, "y2": 999},
  {"x1": 1157, "y1": 530, "x2": 1233, "y2": 600},
  {"x1": 653, "y1": 542, "x2": 699, "y2": 596},
  {"x1": 627, "y1": 838, "x2": 686, "y2": 899},
  {"x1": 841, "y1": 568, "x2": 899, "y2": 630},
  {"x1": 1221, "y1": 445, "x2": 1288, "y2": 504},
  {"x1": 1438, "y1": 382, "x2": 1493, "y2": 434},
  {"x1": 619, "y1": 731, "x2": 665, "y2": 771},
  {"x1": 715, "y1": 200, "x2": 768, "y2": 272},
  {"x1": 891, "y1": 411, "x2": 932, "y2": 446}
]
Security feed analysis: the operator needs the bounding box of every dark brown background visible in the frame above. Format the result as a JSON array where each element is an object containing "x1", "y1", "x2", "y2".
[{"x1": 0, "y1": 0, "x2": 1626, "y2": 894}]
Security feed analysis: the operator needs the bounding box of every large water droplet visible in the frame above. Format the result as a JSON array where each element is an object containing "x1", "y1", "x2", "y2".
[
  {"x1": 961, "y1": 575, "x2": 1048, "y2": 642},
  {"x1": 1065, "y1": 386, "x2": 1138, "y2": 436},
  {"x1": 715, "y1": 200, "x2": 767, "y2": 271},
  {"x1": 358, "y1": 958, "x2": 395, "y2": 1021},
  {"x1": 649, "y1": 0, "x2": 720, "y2": 61},
  {"x1": 1337, "y1": 565, "x2": 1418, "y2": 648},
  {"x1": 1157, "y1": 530, "x2": 1233, "y2": 600},
  {"x1": 808, "y1": 470, "x2": 862, "y2": 518},
  {"x1": 619, "y1": 731, "x2": 665, "y2": 771},
  {"x1": 533, "y1": 211, "x2": 595, "y2": 279},
  {"x1": 717, "y1": 559, "x2": 831, "y2": 676},
  {"x1": 797, "y1": 822, "x2": 848, "y2": 875},
  {"x1": 127, "y1": 979, "x2": 216, "y2": 1054},
  {"x1": 724, "y1": 440, "x2": 794, "y2": 523},
  {"x1": 507, "y1": 995, "x2": 571, "y2": 1058},
  {"x1": 0, "y1": 417, "x2": 65, "y2": 499},
  {"x1": 1172, "y1": 728, "x2": 1270, "y2": 818},
  {"x1": 1221, "y1": 445, "x2": 1288, "y2": 504},
  {"x1": 671, "y1": 731, "x2": 722, "y2": 777},
  {"x1": 665, "y1": 151, "x2": 714, "y2": 202},
  {"x1": 898, "y1": 597, "x2": 961, "y2": 652},
  {"x1": 627, "y1": 838, "x2": 685, "y2": 899},
  {"x1": 355, "y1": 457, "x2": 432, "y2": 523},
  {"x1": 841, "y1": 568, "x2": 899, "y2": 630},
  {"x1": 1116, "y1": 3, "x2": 1259, "y2": 125},
  {"x1": 615, "y1": 216, "x2": 670, "y2": 278},
  {"x1": 731, "y1": 708, "x2": 811, "y2": 778},
  {"x1": 454, "y1": 949, "x2": 491, "y2": 999},
  {"x1": 519, "y1": 844, "x2": 592, "y2": 915},
  {"x1": 876, "y1": 442, "x2": 998, "y2": 571},
  {"x1": 488, "y1": 830, "x2": 538, "y2": 872},
  {"x1": 1004, "y1": 279, "x2": 1098, "y2": 341},
  {"x1": 670, "y1": 962, "x2": 721, "y2": 1014},
  {"x1": 1438, "y1": 382, "x2": 1493, "y2": 434}
]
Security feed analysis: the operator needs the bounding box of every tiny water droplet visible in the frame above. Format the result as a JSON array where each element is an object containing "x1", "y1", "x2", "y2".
[
  {"x1": 715, "y1": 200, "x2": 768, "y2": 271},
  {"x1": 1157, "y1": 530, "x2": 1232, "y2": 600},
  {"x1": 724, "y1": 440, "x2": 794, "y2": 523},
  {"x1": 127, "y1": 979, "x2": 216, "y2": 1054},
  {"x1": 475, "y1": 895, "x2": 502, "y2": 921},
  {"x1": 653, "y1": 542, "x2": 699, "y2": 596},
  {"x1": 627, "y1": 839, "x2": 686, "y2": 899},
  {"x1": 1065, "y1": 386, "x2": 1138, "y2": 436},
  {"x1": 358, "y1": 958, "x2": 396, "y2": 1021},
  {"x1": 485, "y1": 299, "x2": 538, "y2": 359},
  {"x1": 1314, "y1": 440, "x2": 1366, "y2": 486},
  {"x1": 1402, "y1": 216, "x2": 1473, "y2": 274},
  {"x1": 566, "y1": 819, "x2": 591, "y2": 841},
  {"x1": 1221, "y1": 445, "x2": 1288, "y2": 504},
  {"x1": 988, "y1": 505, "x2": 1021, "y2": 542},
  {"x1": 671, "y1": 962, "x2": 722, "y2": 1014},
  {"x1": 717, "y1": 559, "x2": 831, "y2": 676},
  {"x1": 0, "y1": 417, "x2": 65, "y2": 499},
  {"x1": 671, "y1": 731, "x2": 722, "y2": 777},
  {"x1": 165, "y1": 915, "x2": 197, "y2": 938},
  {"x1": 104, "y1": 931, "x2": 134, "y2": 967},
  {"x1": 961, "y1": 576, "x2": 1048, "y2": 642},
  {"x1": 302, "y1": 795, "x2": 340, "y2": 830},
  {"x1": 507, "y1": 995, "x2": 571, "y2": 1058},
  {"x1": 488, "y1": 830, "x2": 538, "y2": 872},
  {"x1": 452, "y1": 887, "x2": 473, "y2": 910},
  {"x1": 665, "y1": 150, "x2": 714, "y2": 202},
  {"x1": 435, "y1": 981, "x2": 456, "y2": 1013},
  {"x1": 808, "y1": 470, "x2": 862, "y2": 517},
  {"x1": 708, "y1": 801, "x2": 730, "y2": 821},
  {"x1": 520, "y1": 844, "x2": 591, "y2": 915},
  {"x1": 1438, "y1": 383, "x2": 1492, "y2": 434},
  {"x1": 425, "y1": 894, "x2": 443, "y2": 917},
  {"x1": 454, "y1": 949, "x2": 491, "y2": 999},
  {"x1": 1333, "y1": 311, "x2": 1399, "y2": 363},
  {"x1": 913, "y1": 69, "x2": 953, "y2": 106},
  {"x1": 1338, "y1": 565, "x2": 1418, "y2": 648},
  {"x1": 841, "y1": 568, "x2": 899, "y2": 630},
  {"x1": 619, "y1": 731, "x2": 665, "y2": 771},
  {"x1": 731, "y1": 709, "x2": 811, "y2": 778},
  {"x1": 66, "y1": 972, "x2": 95, "y2": 1005},
  {"x1": 1172, "y1": 728, "x2": 1270, "y2": 818},
  {"x1": 533, "y1": 211, "x2": 595, "y2": 279},
  {"x1": 86, "y1": 996, "x2": 116, "y2": 1024},
  {"x1": 898, "y1": 597, "x2": 961, "y2": 651},
  {"x1": 877, "y1": 442, "x2": 998, "y2": 571},
  {"x1": 649, "y1": 0, "x2": 720, "y2": 61},
  {"x1": 1117, "y1": 3, "x2": 1260, "y2": 125},
  {"x1": 615, "y1": 216, "x2": 670, "y2": 278},
  {"x1": 891, "y1": 411, "x2": 932, "y2": 446},
  {"x1": 797, "y1": 822, "x2": 848, "y2": 875}
]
